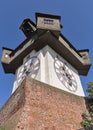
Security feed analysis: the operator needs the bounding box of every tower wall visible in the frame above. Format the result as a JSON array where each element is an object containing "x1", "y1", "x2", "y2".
[
  {"x1": 13, "y1": 46, "x2": 85, "y2": 96},
  {"x1": 0, "y1": 78, "x2": 87, "y2": 130}
]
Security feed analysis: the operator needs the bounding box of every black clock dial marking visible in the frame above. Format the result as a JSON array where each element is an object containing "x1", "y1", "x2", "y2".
[{"x1": 54, "y1": 57, "x2": 77, "y2": 92}]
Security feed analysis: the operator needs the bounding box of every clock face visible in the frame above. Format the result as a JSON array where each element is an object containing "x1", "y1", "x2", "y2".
[
  {"x1": 54, "y1": 57, "x2": 77, "y2": 92},
  {"x1": 17, "y1": 56, "x2": 40, "y2": 86}
]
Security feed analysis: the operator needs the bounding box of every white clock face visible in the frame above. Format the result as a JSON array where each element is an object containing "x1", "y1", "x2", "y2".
[
  {"x1": 17, "y1": 56, "x2": 40, "y2": 86},
  {"x1": 54, "y1": 57, "x2": 77, "y2": 92}
]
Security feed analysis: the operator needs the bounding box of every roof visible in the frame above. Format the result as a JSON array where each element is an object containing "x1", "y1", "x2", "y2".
[
  {"x1": 1, "y1": 13, "x2": 91, "y2": 75},
  {"x1": 35, "y1": 12, "x2": 61, "y2": 23}
]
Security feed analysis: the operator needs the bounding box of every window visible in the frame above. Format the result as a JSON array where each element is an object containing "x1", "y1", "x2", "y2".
[
  {"x1": 44, "y1": 19, "x2": 54, "y2": 25},
  {"x1": 82, "y1": 54, "x2": 88, "y2": 60}
]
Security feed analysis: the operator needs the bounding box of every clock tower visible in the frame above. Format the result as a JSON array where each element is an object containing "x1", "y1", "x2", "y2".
[
  {"x1": 1, "y1": 12, "x2": 91, "y2": 130},
  {"x1": 2, "y1": 13, "x2": 91, "y2": 96}
]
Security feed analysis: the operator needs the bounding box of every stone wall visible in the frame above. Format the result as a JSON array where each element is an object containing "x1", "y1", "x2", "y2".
[{"x1": 0, "y1": 78, "x2": 87, "y2": 130}]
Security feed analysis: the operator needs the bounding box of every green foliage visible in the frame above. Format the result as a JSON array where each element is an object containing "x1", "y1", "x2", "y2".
[
  {"x1": 81, "y1": 82, "x2": 93, "y2": 129},
  {"x1": 87, "y1": 82, "x2": 93, "y2": 98},
  {"x1": 81, "y1": 113, "x2": 93, "y2": 129}
]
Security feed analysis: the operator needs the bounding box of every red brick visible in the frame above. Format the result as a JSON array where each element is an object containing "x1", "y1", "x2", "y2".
[{"x1": 0, "y1": 77, "x2": 87, "y2": 130}]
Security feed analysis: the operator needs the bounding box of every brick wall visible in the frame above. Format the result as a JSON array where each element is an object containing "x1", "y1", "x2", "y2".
[
  {"x1": 0, "y1": 80, "x2": 25, "y2": 130},
  {"x1": 0, "y1": 78, "x2": 87, "y2": 130}
]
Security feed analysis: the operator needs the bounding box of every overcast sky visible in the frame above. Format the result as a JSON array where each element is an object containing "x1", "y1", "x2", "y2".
[{"x1": 0, "y1": 0, "x2": 93, "y2": 107}]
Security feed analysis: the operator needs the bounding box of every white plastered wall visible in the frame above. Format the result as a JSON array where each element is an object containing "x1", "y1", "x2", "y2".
[
  {"x1": 12, "y1": 45, "x2": 85, "y2": 96},
  {"x1": 40, "y1": 46, "x2": 85, "y2": 97}
]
